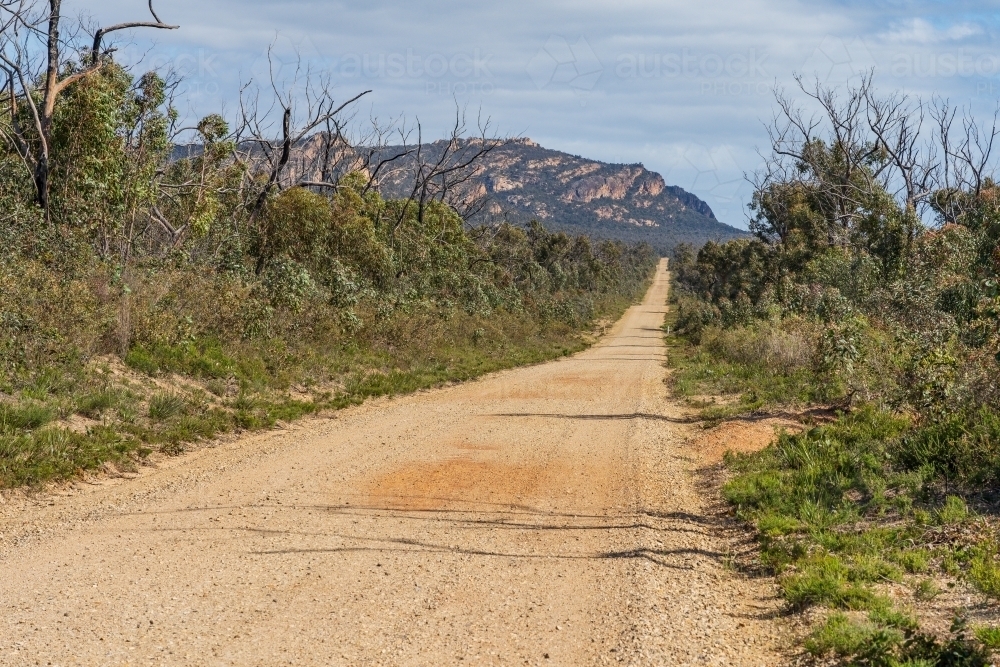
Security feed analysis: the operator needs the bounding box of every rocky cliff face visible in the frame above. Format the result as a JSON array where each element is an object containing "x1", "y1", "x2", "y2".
[{"x1": 380, "y1": 137, "x2": 741, "y2": 250}]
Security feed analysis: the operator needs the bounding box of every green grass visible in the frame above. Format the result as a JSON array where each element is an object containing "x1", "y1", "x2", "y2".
[
  {"x1": 148, "y1": 393, "x2": 187, "y2": 421},
  {"x1": 0, "y1": 282, "x2": 648, "y2": 489},
  {"x1": 781, "y1": 554, "x2": 892, "y2": 611},
  {"x1": 0, "y1": 426, "x2": 143, "y2": 488},
  {"x1": 665, "y1": 296, "x2": 1000, "y2": 664},
  {"x1": 0, "y1": 403, "x2": 56, "y2": 432},
  {"x1": 75, "y1": 389, "x2": 122, "y2": 419},
  {"x1": 974, "y1": 625, "x2": 1000, "y2": 651},
  {"x1": 805, "y1": 613, "x2": 903, "y2": 660},
  {"x1": 804, "y1": 611, "x2": 991, "y2": 666}
]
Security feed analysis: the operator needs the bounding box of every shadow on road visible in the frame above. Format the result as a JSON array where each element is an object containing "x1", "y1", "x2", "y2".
[{"x1": 494, "y1": 412, "x2": 698, "y2": 424}]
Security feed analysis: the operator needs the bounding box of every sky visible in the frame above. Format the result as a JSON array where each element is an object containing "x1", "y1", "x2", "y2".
[{"x1": 88, "y1": 0, "x2": 1000, "y2": 228}]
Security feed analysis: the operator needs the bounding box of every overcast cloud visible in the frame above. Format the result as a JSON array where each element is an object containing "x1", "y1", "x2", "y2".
[{"x1": 88, "y1": 0, "x2": 1000, "y2": 227}]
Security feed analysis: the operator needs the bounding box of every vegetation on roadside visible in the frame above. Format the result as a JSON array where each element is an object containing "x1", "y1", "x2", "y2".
[
  {"x1": 667, "y1": 77, "x2": 1000, "y2": 665},
  {"x1": 0, "y1": 5, "x2": 656, "y2": 489}
]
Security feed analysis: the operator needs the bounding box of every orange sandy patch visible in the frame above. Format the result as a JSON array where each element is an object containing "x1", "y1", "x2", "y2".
[
  {"x1": 689, "y1": 417, "x2": 803, "y2": 464},
  {"x1": 363, "y1": 457, "x2": 552, "y2": 510}
]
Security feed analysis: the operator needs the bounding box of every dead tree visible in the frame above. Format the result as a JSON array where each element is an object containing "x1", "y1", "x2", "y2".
[
  {"x1": 235, "y1": 50, "x2": 370, "y2": 271},
  {"x1": 298, "y1": 113, "x2": 417, "y2": 197},
  {"x1": 865, "y1": 89, "x2": 939, "y2": 248},
  {"x1": 0, "y1": 0, "x2": 177, "y2": 212},
  {"x1": 757, "y1": 74, "x2": 894, "y2": 247},
  {"x1": 754, "y1": 75, "x2": 1000, "y2": 252},
  {"x1": 237, "y1": 51, "x2": 369, "y2": 218},
  {"x1": 930, "y1": 99, "x2": 1000, "y2": 224},
  {"x1": 395, "y1": 107, "x2": 504, "y2": 232}
]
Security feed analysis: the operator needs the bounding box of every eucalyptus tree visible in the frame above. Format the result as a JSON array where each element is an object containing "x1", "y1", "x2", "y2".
[{"x1": 0, "y1": 0, "x2": 176, "y2": 213}]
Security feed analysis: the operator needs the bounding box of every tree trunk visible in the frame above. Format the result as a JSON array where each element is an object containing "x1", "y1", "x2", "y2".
[{"x1": 33, "y1": 0, "x2": 62, "y2": 213}]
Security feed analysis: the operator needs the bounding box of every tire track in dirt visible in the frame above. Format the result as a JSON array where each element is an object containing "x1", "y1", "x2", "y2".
[{"x1": 0, "y1": 259, "x2": 783, "y2": 666}]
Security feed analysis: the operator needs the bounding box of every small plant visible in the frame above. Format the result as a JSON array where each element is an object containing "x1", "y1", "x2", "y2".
[
  {"x1": 148, "y1": 393, "x2": 187, "y2": 421},
  {"x1": 205, "y1": 379, "x2": 227, "y2": 397},
  {"x1": 894, "y1": 549, "x2": 931, "y2": 574},
  {"x1": 937, "y1": 495, "x2": 969, "y2": 525},
  {"x1": 231, "y1": 393, "x2": 256, "y2": 411},
  {"x1": 117, "y1": 404, "x2": 138, "y2": 424},
  {"x1": 848, "y1": 554, "x2": 903, "y2": 584},
  {"x1": 973, "y1": 625, "x2": 1000, "y2": 651},
  {"x1": 969, "y1": 550, "x2": 1000, "y2": 599},
  {"x1": 75, "y1": 390, "x2": 119, "y2": 419},
  {"x1": 869, "y1": 607, "x2": 918, "y2": 631},
  {"x1": 913, "y1": 578, "x2": 941, "y2": 602},
  {"x1": 125, "y1": 347, "x2": 159, "y2": 375}
]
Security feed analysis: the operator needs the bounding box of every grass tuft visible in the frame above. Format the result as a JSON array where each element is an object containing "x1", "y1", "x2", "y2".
[
  {"x1": 0, "y1": 403, "x2": 55, "y2": 432},
  {"x1": 148, "y1": 393, "x2": 187, "y2": 421}
]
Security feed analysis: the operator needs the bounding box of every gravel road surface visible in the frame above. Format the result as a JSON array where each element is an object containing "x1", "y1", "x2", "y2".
[{"x1": 0, "y1": 259, "x2": 782, "y2": 666}]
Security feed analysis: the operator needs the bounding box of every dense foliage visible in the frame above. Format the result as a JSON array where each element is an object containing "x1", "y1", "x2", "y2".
[{"x1": 673, "y1": 82, "x2": 1000, "y2": 480}]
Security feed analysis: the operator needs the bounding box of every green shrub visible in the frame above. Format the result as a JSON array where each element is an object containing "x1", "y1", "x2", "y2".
[
  {"x1": 913, "y1": 578, "x2": 941, "y2": 602},
  {"x1": 937, "y1": 496, "x2": 969, "y2": 525},
  {"x1": 148, "y1": 393, "x2": 187, "y2": 421},
  {"x1": 969, "y1": 553, "x2": 1000, "y2": 599},
  {"x1": 894, "y1": 549, "x2": 931, "y2": 574}
]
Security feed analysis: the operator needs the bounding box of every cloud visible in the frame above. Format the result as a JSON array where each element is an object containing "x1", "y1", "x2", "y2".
[
  {"x1": 881, "y1": 18, "x2": 983, "y2": 44},
  {"x1": 75, "y1": 0, "x2": 1000, "y2": 228}
]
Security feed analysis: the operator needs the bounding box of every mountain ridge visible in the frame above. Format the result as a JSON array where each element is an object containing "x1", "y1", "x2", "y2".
[{"x1": 373, "y1": 137, "x2": 746, "y2": 251}]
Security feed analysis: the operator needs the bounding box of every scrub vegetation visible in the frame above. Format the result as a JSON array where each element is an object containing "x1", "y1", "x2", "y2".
[{"x1": 668, "y1": 77, "x2": 1000, "y2": 665}]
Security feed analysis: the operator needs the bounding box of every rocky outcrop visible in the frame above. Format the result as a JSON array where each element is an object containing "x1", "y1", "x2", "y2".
[{"x1": 401, "y1": 138, "x2": 742, "y2": 248}]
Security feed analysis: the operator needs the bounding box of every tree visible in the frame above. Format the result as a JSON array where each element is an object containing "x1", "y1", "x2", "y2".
[{"x1": 0, "y1": 0, "x2": 176, "y2": 213}]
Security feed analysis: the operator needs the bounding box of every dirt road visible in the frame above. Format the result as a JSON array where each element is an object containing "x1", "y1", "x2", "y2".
[{"x1": 0, "y1": 259, "x2": 782, "y2": 666}]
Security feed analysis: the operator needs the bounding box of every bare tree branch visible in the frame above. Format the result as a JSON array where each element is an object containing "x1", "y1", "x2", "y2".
[{"x1": 90, "y1": 0, "x2": 178, "y2": 63}]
